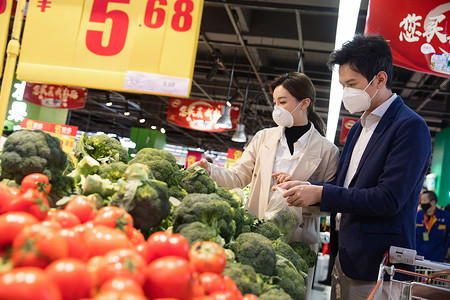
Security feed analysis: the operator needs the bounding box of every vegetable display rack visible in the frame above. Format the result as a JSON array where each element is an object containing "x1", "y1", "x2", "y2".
[{"x1": 367, "y1": 246, "x2": 450, "y2": 300}]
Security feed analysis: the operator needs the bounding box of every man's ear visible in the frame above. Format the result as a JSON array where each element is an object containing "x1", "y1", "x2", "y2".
[{"x1": 376, "y1": 71, "x2": 388, "y2": 88}]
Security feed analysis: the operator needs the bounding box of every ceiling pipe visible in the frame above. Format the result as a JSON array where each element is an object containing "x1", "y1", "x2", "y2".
[
  {"x1": 295, "y1": 10, "x2": 304, "y2": 73},
  {"x1": 416, "y1": 78, "x2": 450, "y2": 112},
  {"x1": 223, "y1": 4, "x2": 272, "y2": 108}
]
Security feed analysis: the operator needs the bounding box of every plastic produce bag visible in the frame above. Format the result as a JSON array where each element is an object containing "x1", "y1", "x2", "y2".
[{"x1": 264, "y1": 189, "x2": 302, "y2": 242}]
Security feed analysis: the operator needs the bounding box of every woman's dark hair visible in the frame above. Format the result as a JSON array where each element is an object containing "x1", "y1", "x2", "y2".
[
  {"x1": 270, "y1": 72, "x2": 325, "y2": 136},
  {"x1": 327, "y1": 34, "x2": 393, "y2": 89}
]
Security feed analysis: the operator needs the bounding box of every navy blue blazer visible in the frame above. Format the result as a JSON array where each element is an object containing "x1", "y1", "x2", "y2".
[{"x1": 321, "y1": 96, "x2": 432, "y2": 281}]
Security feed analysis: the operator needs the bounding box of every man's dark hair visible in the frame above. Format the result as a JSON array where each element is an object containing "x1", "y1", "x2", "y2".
[
  {"x1": 422, "y1": 190, "x2": 438, "y2": 203},
  {"x1": 327, "y1": 34, "x2": 393, "y2": 89}
]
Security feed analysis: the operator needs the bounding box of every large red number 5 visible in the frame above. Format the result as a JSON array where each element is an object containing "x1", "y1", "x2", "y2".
[
  {"x1": 144, "y1": 0, "x2": 167, "y2": 28},
  {"x1": 172, "y1": 0, "x2": 193, "y2": 32},
  {"x1": 86, "y1": 0, "x2": 130, "y2": 56},
  {"x1": 0, "y1": 0, "x2": 6, "y2": 14}
]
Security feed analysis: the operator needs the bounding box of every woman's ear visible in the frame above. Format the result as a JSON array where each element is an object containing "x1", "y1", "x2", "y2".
[{"x1": 301, "y1": 98, "x2": 311, "y2": 110}]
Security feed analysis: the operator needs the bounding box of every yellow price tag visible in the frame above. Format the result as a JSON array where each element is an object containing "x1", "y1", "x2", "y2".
[
  {"x1": 17, "y1": 0, "x2": 204, "y2": 97},
  {"x1": 0, "y1": 0, "x2": 13, "y2": 73}
]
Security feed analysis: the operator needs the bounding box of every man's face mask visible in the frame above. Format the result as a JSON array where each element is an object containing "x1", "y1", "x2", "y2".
[
  {"x1": 342, "y1": 76, "x2": 379, "y2": 114},
  {"x1": 421, "y1": 203, "x2": 432, "y2": 212}
]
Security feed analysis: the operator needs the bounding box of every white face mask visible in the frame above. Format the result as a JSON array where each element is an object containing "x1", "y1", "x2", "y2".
[
  {"x1": 272, "y1": 101, "x2": 302, "y2": 127},
  {"x1": 342, "y1": 76, "x2": 379, "y2": 114}
]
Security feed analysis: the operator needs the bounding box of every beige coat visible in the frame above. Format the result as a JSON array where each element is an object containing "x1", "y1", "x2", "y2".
[{"x1": 210, "y1": 125, "x2": 340, "y2": 219}]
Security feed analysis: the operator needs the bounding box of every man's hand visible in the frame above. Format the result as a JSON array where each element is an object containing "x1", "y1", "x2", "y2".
[
  {"x1": 191, "y1": 158, "x2": 211, "y2": 176},
  {"x1": 272, "y1": 181, "x2": 322, "y2": 207},
  {"x1": 272, "y1": 172, "x2": 294, "y2": 184}
]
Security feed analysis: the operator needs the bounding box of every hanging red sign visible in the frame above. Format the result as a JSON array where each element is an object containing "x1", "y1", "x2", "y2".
[
  {"x1": 365, "y1": 0, "x2": 450, "y2": 78},
  {"x1": 339, "y1": 117, "x2": 359, "y2": 146},
  {"x1": 185, "y1": 150, "x2": 202, "y2": 168},
  {"x1": 225, "y1": 148, "x2": 243, "y2": 168},
  {"x1": 167, "y1": 98, "x2": 241, "y2": 132},
  {"x1": 23, "y1": 82, "x2": 87, "y2": 109}
]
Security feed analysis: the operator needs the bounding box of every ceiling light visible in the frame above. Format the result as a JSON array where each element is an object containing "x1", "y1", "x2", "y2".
[
  {"x1": 326, "y1": 0, "x2": 362, "y2": 142},
  {"x1": 151, "y1": 125, "x2": 156, "y2": 130},
  {"x1": 160, "y1": 128, "x2": 166, "y2": 134},
  {"x1": 215, "y1": 105, "x2": 232, "y2": 129},
  {"x1": 124, "y1": 111, "x2": 130, "y2": 116},
  {"x1": 139, "y1": 118, "x2": 145, "y2": 123},
  {"x1": 105, "y1": 102, "x2": 112, "y2": 106},
  {"x1": 124, "y1": 100, "x2": 130, "y2": 116},
  {"x1": 232, "y1": 124, "x2": 246, "y2": 143}
]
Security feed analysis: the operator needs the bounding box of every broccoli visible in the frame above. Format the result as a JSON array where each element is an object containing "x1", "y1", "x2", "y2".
[
  {"x1": 168, "y1": 185, "x2": 188, "y2": 200},
  {"x1": 269, "y1": 206, "x2": 301, "y2": 242},
  {"x1": 228, "y1": 232, "x2": 277, "y2": 276},
  {"x1": 0, "y1": 130, "x2": 68, "y2": 184},
  {"x1": 224, "y1": 249, "x2": 235, "y2": 262},
  {"x1": 240, "y1": 210, "x2": 260, "y2": 234},
  {"x1": 179, "y1": 166, "x2": 216, "y2": 194},
  {"x1": 254, "y1": 220, "x2": 282, "y2": 241},
  {"x1": 289, "y1": 241, "x2": 318, "y2": 269},
  {"x1": 62, "y1": 153, "x2": 76, "y2": 176},
  {"x1": 68, "y1": 155, "x2": 101, "y2": 192},
  {"x1": 259, "y1": 287, "x2": 293, "y2": 300},
  {"x1": 222, "y1": 262, "x2": 262, "y2": 296},
  {"x1": 76, "y1": 133, "x2": 129, "y2": 164},
  {"x1": 172, "y1": 193, "x2": 236, "y2": 243},
  {"x1": 232, "y1": 206, "x2": 246, "y2": 238},
  {"x1": 82, "y1": 174, "x2": 118, "y2": 197},
  {"x1": 215, "y1": 186, "x2": 242, "y2": 208},
  {"x1": 273, "y1": 255, "x2": 306, "y2": 300},
  {"x1": 272, "y1": 240, "x2": 308, "y2": 275},
  {"x1": 129, "y1": 148, "x2": 183, "y2": 187},
  {"x1": 97, "y1": 161, "x2": 129, "y2": 182},
  {"x1": 109, "y1": 163, "x2": 171, "y2": 232},
  {"x1": 176, "y1": 221, "x2": 225, "y2": 246}
]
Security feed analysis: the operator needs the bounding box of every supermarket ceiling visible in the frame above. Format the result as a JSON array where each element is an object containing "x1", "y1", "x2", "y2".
[{"x1": 64, "y1": 0, "x2": 449, "y2": 153}]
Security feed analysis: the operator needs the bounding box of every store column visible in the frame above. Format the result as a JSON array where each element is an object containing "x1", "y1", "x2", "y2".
[{"x1": 430, "y1": 127, "x2": 450, "y2": 207}]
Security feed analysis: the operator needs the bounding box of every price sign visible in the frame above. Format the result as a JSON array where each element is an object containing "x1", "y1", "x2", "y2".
[
  {"x1": 0, "y1": 0, "x2": 13, "y2": 73},
  {"x1": 17, "y1": 0, "x2": 204, "y2": 97}
]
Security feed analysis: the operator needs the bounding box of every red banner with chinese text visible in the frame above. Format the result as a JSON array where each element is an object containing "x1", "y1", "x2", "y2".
[
  {"x1": 167, "y1": 98, "x2": 241, "y2": 132},
  {"x1": 225, "y1": 148, "x2": 243, "y2": 168},
  {"x1": 365, "y1": 0, "x2": 450, "y2": 78},
  {"x1": 185, "y1": 150, "x2": 202, "y2": 168},
  {"x1": 23, "y1": 82, "x2": 87, "y2": 109},
  {"x1": 339, "y1": 117, "x2": 359, "y2": 146}
]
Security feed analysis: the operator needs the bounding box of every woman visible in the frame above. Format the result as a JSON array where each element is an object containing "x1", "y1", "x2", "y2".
[{"x1": 195, "y1": 72, "x2": 338, "y2": 220}]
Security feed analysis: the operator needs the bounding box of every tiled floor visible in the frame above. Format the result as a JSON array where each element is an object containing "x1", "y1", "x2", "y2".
[{"x1": 310, "y1": 282, "x2": 331, "y2": 300}]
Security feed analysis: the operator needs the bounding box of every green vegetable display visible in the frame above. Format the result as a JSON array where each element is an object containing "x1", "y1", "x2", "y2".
[
  {"x1": 176, "y1": 221, "x2": 225, "y2": 246},
  {"x1": 289, "y1": 241, "x2": 318, "y2": 269},
  {"x1": 97, "y1": 161, "x2": 129, "y2": 182},
  {"x1": 222, "y1": 262, "x2": 262, "y2": 296},
  {"x1": 76, "y1": 133, "x2": 129, "y2": 164},
  {"x1": 180, "y1": 166, "x2": 216, "y2": 194}
]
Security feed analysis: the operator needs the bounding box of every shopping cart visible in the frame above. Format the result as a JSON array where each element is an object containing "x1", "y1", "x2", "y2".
[{"x1": 367, "y1": 246, "x2": 450, "y2": 300}]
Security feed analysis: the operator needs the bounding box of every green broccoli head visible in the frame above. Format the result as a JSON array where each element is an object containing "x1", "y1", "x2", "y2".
[
  {"x1": 240, "y1": 210, "x2": 261, "y2": 234},
  {"x1": 109, "y1": 165, "x2": 170, "y2": 233},
  {"x1": 215, "y1": 186, "x2": 242, "y2": 208},
  {"x1": 97, "y1": 161, "x2": 129, "y2": 182},
  {"x1": 289, "y1": 242, "x2": 317, "y2": 269},
  {"x1": 176, "y1": 221, "x2": 225, "y2": 246},
  {"x1": 272, "y1": 240, "x2": 308, "y2": 275},
  {"x1": 172, "y1": 193, "x2": 236, "y2": 243},
  {"x1": 168, "y1": 185, "x2": 188, "y2": 200},
  {"x1": 180, "y1": 166, "x2": 216, "y2": 194},
  {"x1": 259, "y1": 287, "x2": 293, "y2": 300},
  {"x1": 274, "y1": 255, "x2": 306, "y2": 300},
  {"x1": 254, "y1": 220, "x2": 282, "y2": 241},
  {"x1": 0, "y1": 130, "x2": 68, "y2": 183},
  {"x1": 222, "y1": 262, "x2": 262, "y2": 296},
  {"x1": 80, "y1": 134, "x2": 129, "y2": 164},
  {"x1": 269, "y1": 207, "x2": 301, "y2": 242},
  {"x1": 228, "y1": 232, "x2": 277, "y2": 276},
  {"x1": 129, "y1": 148, "x2": 182, "y2": 186}
]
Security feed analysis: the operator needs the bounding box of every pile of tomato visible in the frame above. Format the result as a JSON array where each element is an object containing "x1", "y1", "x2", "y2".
[{"x1": 0, "y1": 173, "x2": 258, "y2": 300}]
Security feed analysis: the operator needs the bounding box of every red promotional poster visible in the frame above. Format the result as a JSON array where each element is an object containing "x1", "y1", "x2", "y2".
[
  {"x1": 339, "y1": 117, "x2": 359, "y2": 145},
  {"x1": 365, "y1": 0, "x2": 450, "y2": 78},
  {"x1": 23, "y1": 82, "x2": 87, "y2": 109},
  {"x1": 185, "y1": 150, "x2": 202, "y2": 168},
  {"x1": 167, "y1": 98, "x2": 241, "y2": 132},
  {"x1": 225, "y1": 148, "x2": 243, "y2": 168}
]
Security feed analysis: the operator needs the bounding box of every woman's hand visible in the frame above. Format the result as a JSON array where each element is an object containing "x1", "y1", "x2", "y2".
[
  {"x1": 272, "y1": 172, "x2": 294, "y2": 184},
  {"x1": 272, "y1": 181, "x2": 321, "y2": 207},
  {"x1": 191, "y1": 158, "x2": 211, "y2": 176}
]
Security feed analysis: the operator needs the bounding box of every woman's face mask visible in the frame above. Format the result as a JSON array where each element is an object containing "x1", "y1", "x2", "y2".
[
  {"x1": 272, "y1": 101, "x2": 302, "y2": 127},
  {"x1": 342, "y1": 76, "x2": 379, "y2": 114}
]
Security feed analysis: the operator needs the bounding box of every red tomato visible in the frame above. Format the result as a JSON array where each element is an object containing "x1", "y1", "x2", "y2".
[
  {"x1": 0, "y1": 212, "x2": 39, "y2": 249},
  {"x1": 209, "y1": 290, "x2": 238, "y2": 300},
  {"x1": 146, "y1": 231, "x2": 190, "y2": 262},
  {"x1": 92, "y1": 291, "x2": 147, "y2": 300},
  {"x1": 93, "y1": 206, "x2": 134, "y2": 237},
  {"x1": 0, "y1": 267, "x2": 62, "y2": 300},
  {"x1": 6, "y1": 189, "x2": 50, "y2": 220},
  {"x1": 189, "y1": 241, "x2": 227, "y2": 274},
  {"x1": 96, "y1": 248, "x2": 147, "y2": 286},
  {"x1": 64, "y1": 195, "x2": 97, "y2": 223},
  {"x1": 11, "y1": 223, "x2": 68, "y2": 268},
  {"x1": 129, "y1": 227, "x2": 145, "y2": 245},
  {"x1": 84, "y1": 225, "x2": 132, "y2": 258},
  {"x1": 57, "y1": 228, "x2": 86, "y2": 259},
  {"x1": 45, "y1": 258, "x2": 93, "y2": 300},
  {"x1": 72, "y1": 221, "x2": 95, "y2": 238},
  {"x1": 143, "y1": 256, "x2": 193, "y2": 300},
  {"x1": 198, "y1": 272, "x2": 226, "y2": 295},
  {"x1": 223, "y1": 276, "x2": 243, "y2": 299},
  {"x1": 242, "y1": 295, "x2": 258, "y2": 300},
  {"x1": 45, "y1": 209, "x2": 81, "y2": 228},
  {"x1": 134, "y1": 242, "x2": 152, "y2": 264},
  {"x1": 21, "y1": 173, "x2": 51, "y2": 195},
  {"x1": 87, "y1": 256, "x2": 107, "y2": 287},
  {"x1": 99, "y1": 276, "x2": 145, "y2": 296},
  {"x1": 0, "y1": 182, "x2": 16, "y2": 213}
]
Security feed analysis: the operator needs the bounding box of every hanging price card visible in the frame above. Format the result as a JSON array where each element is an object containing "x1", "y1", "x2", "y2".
[
  {"x1": 0, "y1": 0, "x2": 13, "y2": 73},
  {"x1": 17, "y1": 0, "x2": 204, "y2": 97}
]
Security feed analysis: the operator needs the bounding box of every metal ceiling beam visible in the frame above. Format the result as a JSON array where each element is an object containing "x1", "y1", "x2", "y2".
[
  {"x1": 295, "y1": 10, "x2": 304, "y2": 73},
  {"x1": 223, "y1": 4, "x2": 272, "y2": 107},
  {"x1": 416, "y1": 78, "x2": 450, "y2": 112}
]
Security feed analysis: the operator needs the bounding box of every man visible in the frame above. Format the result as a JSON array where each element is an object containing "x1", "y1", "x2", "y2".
[
  {"x1": 275, "y1": 34, "x2": 432, "y2": 299},
  {"x1": 416, "y1": 190, "x2": 450, "y2": 262}
]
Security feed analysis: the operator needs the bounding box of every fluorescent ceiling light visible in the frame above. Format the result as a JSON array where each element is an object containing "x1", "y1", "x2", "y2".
[{"x1": 326, "y1": 0, "x2": 362, "y2": 143}]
